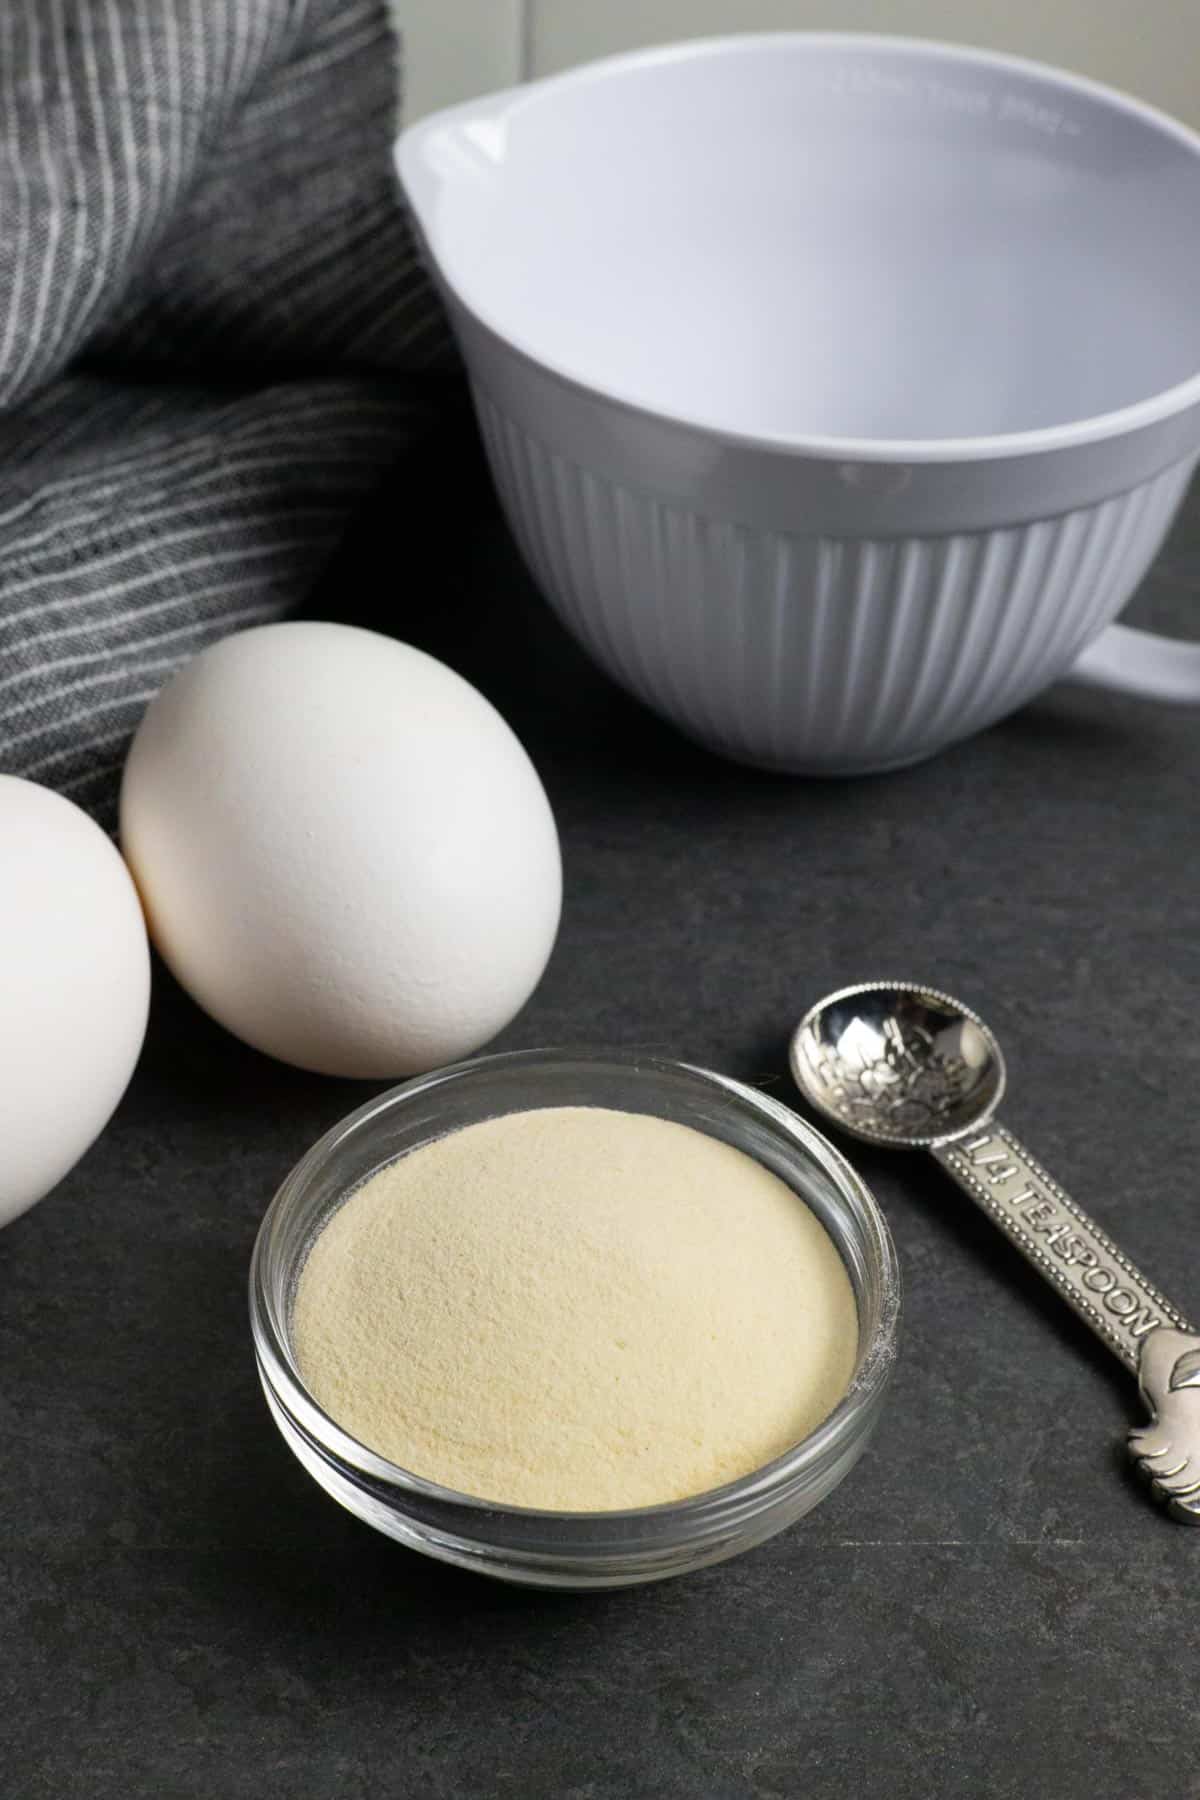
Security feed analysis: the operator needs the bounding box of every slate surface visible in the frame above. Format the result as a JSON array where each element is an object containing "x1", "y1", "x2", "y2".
[{"x1": 5, "y1": 413, "x2": 1200, "y2": 1798}]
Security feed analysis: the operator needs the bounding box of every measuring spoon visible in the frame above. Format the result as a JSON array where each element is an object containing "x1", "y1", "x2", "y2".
[{"x1": 790, "y1": 980, "x2": 1200, "y2": 1523}]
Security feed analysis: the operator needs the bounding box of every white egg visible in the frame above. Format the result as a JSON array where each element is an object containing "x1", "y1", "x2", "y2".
[
  {"x1": 119, "y1": 622, "x2": 562, "y2": 1079},
  {"x1": 0, "y1": 776, "x2": 150, "y2": 1229}
]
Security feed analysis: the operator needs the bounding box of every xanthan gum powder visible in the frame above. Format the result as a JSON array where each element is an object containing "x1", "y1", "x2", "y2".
[{"x1": 291, "y1": 1105, "x2": 858, "y2": 1511}]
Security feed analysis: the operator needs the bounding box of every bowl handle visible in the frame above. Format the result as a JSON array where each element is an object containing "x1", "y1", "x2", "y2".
[{"x1": 1066, "y1": 624, "x2": 1200, "y2": 703}]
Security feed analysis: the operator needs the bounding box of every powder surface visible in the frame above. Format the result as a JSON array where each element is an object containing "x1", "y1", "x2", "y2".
[{"x1": 291, "y1": 1105, "x2": 858, "y2": 1511}]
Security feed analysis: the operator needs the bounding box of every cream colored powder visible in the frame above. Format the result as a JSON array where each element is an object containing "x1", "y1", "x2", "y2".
[{"x1": 291, "y1": 1105, "x2": 858, "y2": 1511}]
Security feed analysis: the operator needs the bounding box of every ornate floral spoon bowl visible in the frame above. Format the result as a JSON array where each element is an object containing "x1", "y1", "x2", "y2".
[{"x1": 790, "y1": 980, "x2": 1200, "y2": 1524}]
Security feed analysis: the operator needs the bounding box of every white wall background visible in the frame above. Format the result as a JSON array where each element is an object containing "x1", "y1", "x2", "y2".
[{"x1": 396, "y1": 0, "x2": 1200, "y2": 128}]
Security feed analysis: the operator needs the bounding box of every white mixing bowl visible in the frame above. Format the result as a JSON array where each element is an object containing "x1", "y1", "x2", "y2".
[{"x1": 398, "y1": 35, "x2": 1200, "y2": 772}]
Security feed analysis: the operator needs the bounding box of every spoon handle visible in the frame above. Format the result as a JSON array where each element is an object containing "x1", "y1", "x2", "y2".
[
  {"x1": 934, "y1": 1122, "x2": 1200, "y2": 1523},
  {"x1": 933, "y1": 1121, "x2": 1187, "y2": 1373}
]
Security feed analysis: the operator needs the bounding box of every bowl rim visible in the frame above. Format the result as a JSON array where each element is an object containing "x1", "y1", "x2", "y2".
[
  {"x1": 396, "y1": 30, "x2": 1200, "y2": 466},
  {"x1": 249, "y1": 1045, "x2": 901, "y2": 1526}
]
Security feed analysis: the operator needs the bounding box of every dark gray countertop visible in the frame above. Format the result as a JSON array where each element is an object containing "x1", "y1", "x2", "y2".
[{"x1": 6, "y1": 415, "x2": 1200, "y2": 1798}]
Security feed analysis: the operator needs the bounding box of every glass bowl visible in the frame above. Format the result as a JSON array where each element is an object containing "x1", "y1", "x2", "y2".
[{"x1": 249, "y1": 1049, "x2": 900, "y2": 1590}]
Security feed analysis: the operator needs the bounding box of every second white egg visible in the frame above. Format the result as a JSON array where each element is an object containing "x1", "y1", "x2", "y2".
[
  {"x1": 119, "y1": 622, "x2": 562, "y2": 1078},
  {"x1": 0, "y1": 776, "x2": 149, "y2": 1229}
]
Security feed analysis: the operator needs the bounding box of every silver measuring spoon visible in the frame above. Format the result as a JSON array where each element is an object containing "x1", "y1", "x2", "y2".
[{"x1": 790, "y1": 980, "x2": 1200, "y2": 1523}]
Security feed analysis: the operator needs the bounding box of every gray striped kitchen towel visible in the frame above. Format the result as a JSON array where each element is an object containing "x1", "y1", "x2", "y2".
[{"x1": 0, "y1": 0, "x2": 452, "y2": 823}]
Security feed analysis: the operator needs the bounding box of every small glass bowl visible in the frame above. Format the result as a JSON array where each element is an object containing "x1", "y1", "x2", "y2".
[{"x1": 249, "y1": 1049, "x2": 900, "y2": 1590}]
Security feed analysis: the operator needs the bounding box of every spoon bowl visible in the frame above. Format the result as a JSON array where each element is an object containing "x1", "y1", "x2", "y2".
[{"x1": 790, "y1": 981, "x2": 1006, "y2": 1149}]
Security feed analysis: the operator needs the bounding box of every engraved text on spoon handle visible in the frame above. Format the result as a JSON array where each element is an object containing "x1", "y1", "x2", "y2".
[{"x1": 933, "y1": 1122, "x2": 1188, "y2": 1374}]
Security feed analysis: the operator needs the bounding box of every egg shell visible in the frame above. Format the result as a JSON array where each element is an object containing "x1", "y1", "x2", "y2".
[
  {"x1": 0, "y1": 776, "x2": 150, "y2": 1229},
  {"x1": 119, "y1": 622, "x2": 562, "y2": 1079}
]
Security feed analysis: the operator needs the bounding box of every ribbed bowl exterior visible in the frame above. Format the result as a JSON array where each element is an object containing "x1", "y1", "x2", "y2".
[{"x1": 475, "y1": 387, "x2": 1194, "y2": 773}]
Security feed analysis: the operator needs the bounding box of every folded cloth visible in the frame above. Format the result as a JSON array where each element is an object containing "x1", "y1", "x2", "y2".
[{"x1": 0, "y1": 0, "x2": 452, "y2": 823}]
